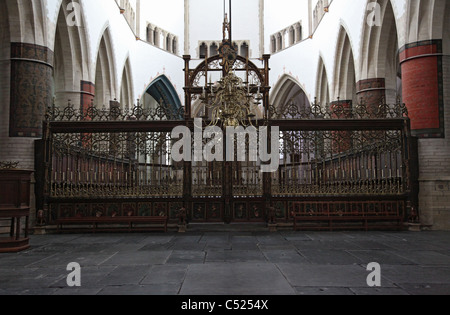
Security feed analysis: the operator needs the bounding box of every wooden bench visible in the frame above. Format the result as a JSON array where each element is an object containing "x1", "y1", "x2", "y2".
[
  {"x1": 293, "y1": 215, "x2": 404, "y2": 231},
  {"x1": 56, "y1": 216, "x2": 168, "y2": 233}
]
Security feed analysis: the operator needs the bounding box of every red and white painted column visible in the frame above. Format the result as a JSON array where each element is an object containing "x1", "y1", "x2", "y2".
[{"x1": 400, "y1": 40, "x2": 444, "y2": 138}]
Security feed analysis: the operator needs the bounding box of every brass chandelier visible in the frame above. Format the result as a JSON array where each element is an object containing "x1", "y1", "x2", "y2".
[
  {"x1": 200, "y1": 70, "x2": 263, "y2": 128},
  {"x1": 196, "y1": 3, "x2": 263, "y2": 129}
]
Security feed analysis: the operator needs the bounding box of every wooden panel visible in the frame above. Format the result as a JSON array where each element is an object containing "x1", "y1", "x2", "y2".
[{"x1": 0, "y1": 170, "x2": 32, "y2": 253}]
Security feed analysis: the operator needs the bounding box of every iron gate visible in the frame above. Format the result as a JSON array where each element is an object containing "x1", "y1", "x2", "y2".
[{"x1": 35, "y1": 97, "x2": 417, "y2": 229}]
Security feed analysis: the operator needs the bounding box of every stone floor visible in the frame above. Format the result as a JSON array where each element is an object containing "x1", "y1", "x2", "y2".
[{"x1": 1, "y1": 225, "x2": 450, "y2": 295}]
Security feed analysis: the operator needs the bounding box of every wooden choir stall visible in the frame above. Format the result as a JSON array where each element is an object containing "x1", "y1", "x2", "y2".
[{"x1": 0, "y1": 168, "x2": 33, "y2": 253}]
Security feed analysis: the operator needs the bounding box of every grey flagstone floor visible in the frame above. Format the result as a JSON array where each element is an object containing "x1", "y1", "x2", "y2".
[{"x1": 1, "y1": 225, "x2": 450, "y2": 295}]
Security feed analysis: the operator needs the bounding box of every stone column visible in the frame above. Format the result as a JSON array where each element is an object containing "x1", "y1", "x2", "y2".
[
  {"x1": 356, "y1": 78, "x2": 386, "y2": 117},
  {"x1": 400, "y1": 39, "x2": 450, "y2": 230},
  {"x1": 308, "y1": 0, "x2": 313, "y2": 36},
  {"x1": 400, "y1": 40, "x2": 444, "y2": 138},
  {"x1": 9, "y1": 43, "x2": 53, "y2": 138},
  {"x1": 147, "y1": 25, "x2": 154, "y2": 44},
  {"x1": 81, "y1": 81, "x2": 95, "y2": 117},
  {"x1": 136, "y1": 0, "x2": 141, "y2": 38}
]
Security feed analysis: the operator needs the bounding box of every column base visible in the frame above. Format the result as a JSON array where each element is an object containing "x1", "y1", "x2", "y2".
[
  {"x1": 32, "y1": 226, "x2": 47, "y2": 235},
  {"x1": 268, "y1": 223, "x2": 277, "y2": 232},
  {"x1": 0, "y1": 237, "x2": 30, "y2": 253},
  {"x1": 178, "y1": 224, "x2": 187, "y2": 233},
  {"x1": 407, "y1": 223, "x2": 422, "y2": 232}
]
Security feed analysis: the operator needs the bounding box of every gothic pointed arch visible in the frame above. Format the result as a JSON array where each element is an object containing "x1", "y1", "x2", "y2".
[
  {"x1": 315, "y1": 55, "x2": 330, "y2": 107},
  {"x1": 30, "y1": 0, "x2": 47, "y2": 46},
  {"x1": 359, "y1": 0, "x2": 399, "y2": 104},
  {"x1": 142, "y1": 75, "x2": 182, "y2": 120},
  {"x1": 119, "y1": 57, "x2": 134, "y2": 109},
  {"x1": 5, "y1": 0, "x2": 46, "y2": 45},
  {"x1": 407, "y1": 0, "x2": 435, "y2": 43},
  {"x1": 53, "y1": 0, "x2": 91, "y2": 106},
  {"x1": 270, "y1": 74, "x2": 311, "y2": 117},
  {"x1": 430, "y1": 0, "x2": 450, "y2": 53},
  {"x1": 94, "y1": 27, "x2": 117, "y2": 108},
  {"x1": 332, "y1": 26, "x2": 356, "y2": 106}
]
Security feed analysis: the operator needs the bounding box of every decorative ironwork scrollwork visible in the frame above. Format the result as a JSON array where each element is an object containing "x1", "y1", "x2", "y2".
[
  {"x1": 0, "y1": 161, "x2": 20, "y2": 169},
  {"x1": 271, "y1": 97, "x2": 409, "y2": 120},
  {"x1": 46, "y1": 100, "x2": 185, "y2": 122}
]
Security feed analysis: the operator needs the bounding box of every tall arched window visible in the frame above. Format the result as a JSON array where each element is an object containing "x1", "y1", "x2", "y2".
[
  {"x1": 295, "y1": 23, "x2": 302, "y2": 42},
  {"x1": 210, "y1": 42, "x2": 219, "y2": 56},
  {"x1": 289, "y1": 27, "x2": 295, "y2": 46},
  {"x1": 277, "y1": 33, "x2": 283, "y2": 51},
  {"x1": 153, "y1": 28, "x2": 159, "y2": 47},
  {"x1": 172, "y1": 37, "x2": 177, "y2": 54},
  {"x1": 240, "y1": 42, "x2": 249, "y2": 57},
  {"x1": 147, "y1": 25, "x2": 153, "y2": 43},
  {"x1": 333, "y1": 26, "x2": 356, "y2": 104},
  {"x1": 199, "y1": 42, "x2": 207, "y2": 58},
  {"x1": 166, "y1": 35, "x2": 171, "y2": 52}
]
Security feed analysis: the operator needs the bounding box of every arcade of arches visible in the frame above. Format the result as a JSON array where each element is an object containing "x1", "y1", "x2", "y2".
[{"x1": 0, "y1": 0, "x2": 449, "y2": 233}]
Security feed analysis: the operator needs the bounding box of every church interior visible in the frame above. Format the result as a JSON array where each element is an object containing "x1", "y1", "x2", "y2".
[{"x1": 0, "y1": 0, "x2": 450, "y2": 296}]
